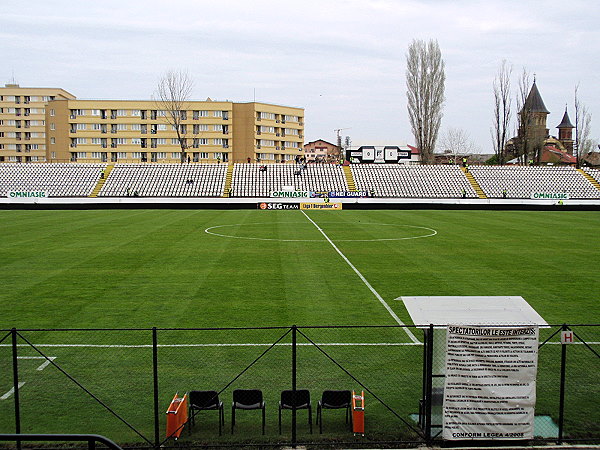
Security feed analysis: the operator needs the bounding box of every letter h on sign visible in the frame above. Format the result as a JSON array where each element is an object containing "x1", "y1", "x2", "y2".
[{"x1": 561, "y1": 330, "x2": 574, "y2": 344}]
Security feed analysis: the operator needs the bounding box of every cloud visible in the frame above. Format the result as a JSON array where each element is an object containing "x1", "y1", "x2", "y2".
[{"x1": 1, "y1": 0, "x2": 598, "y2": 149}]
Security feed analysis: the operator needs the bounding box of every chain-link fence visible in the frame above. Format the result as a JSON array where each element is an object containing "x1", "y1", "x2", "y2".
[{"x1": 0, "y1": 325, "x2": 598, "y2": 448}]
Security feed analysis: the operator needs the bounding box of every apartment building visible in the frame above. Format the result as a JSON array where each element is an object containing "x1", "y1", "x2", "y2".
[
  {"x1": 0, "y1": 84, "x2": 75, "y2": 162},
  {"x1": 0, "y1": 84, "x2": 304, "y2": 164},
  {"x1": 46, "y1": 99, "x2": 303, "y2": 164}
]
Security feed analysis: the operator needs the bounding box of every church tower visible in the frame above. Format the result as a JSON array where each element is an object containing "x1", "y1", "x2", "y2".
[
  {"x1": 519, "y1": 80, "x2": 550, "y2": 142},
  {"x1": 556, "y1": 107, "x2": 575, "y2": 155}
]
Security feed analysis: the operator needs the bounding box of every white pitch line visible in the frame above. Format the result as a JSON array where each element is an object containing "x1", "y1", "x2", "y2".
[
  {"x1": 0, "y1": 382, "x2": 25, "y2": 401},
  {"x1": 0, "y1": 341, "x2": 595, "y2": 349},
  {"x1": 1, "y1": 342, "x2": 421, "y2": 348},
  {"x1": 300, "y1": 210, "x2": 420, "y2": 344},
  {"x1": 17, "y1": 356, "x2": 57, "y2": 371}
]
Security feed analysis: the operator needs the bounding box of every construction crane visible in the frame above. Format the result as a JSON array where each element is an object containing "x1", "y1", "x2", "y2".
[{"x1": 334, "y1": 128, "x2": 351, "y2": 150}]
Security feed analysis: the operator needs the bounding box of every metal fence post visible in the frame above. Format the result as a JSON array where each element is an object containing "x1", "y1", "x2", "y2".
[
  {"x1": 558, "y1": 324, "x2": 568, "y2": 444},
  {"x1": 11, "y1": 328, "x2": 21, "y2": 450},
  {"x1": 152, "y1": 327, "x2": 160, "y2": 449},
  {"x1": 291, "y1": 325, "x2": 297, "y2": 446},
  {"x1": 424, "y1": 324, "x2": 434, "y2": 444}
]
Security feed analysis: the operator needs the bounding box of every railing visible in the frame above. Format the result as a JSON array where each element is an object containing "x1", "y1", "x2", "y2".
[{"x1": 0, "y1": 434, "x2": 123, "y2": 450}]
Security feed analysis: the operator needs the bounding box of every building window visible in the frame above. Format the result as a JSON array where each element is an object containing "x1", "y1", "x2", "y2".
[
  {"x1": 50, "y1": 137, "x2": 55, "y2": 144},
  {"x1": 171, "y1": 138, "x2": 180, "y2": 145},
  {"x1": 117, "y1": 110, "x2": 127, "y2": 116},
  {"x1": 117, "y1": 152, "x2": 127, "y2": 159},
  {"x1": 171, "y1": 152, "x2": 181, "y2": 159},
  {"x1": 213, "y1": 138, "x2": 223, "y2": 145},
  {"x1": 157, "y1": 138, "x2": 166, "y2": 145},
  {"x1": 156, "y1": 152, "x2": 167, "y2": 159},
  {"x1": 92, "y1": 138, "x2": 102, "y2": 145},
  {"x1": 260, "y1": 112, "x2": 275, "y2": 120},
  {"x1": 50, "y1": 123, "x2": 56, "y2": 130},
  {"x1": 76, "y1": 123, "x2": 86, "y2": 130},
  {"x1": 131, "y1": 110, "x2": 141, "y2": 116},
  {"x1": 92, "y1": 152, "x2": 102, "y2": 159},
  {"x1": 76, "y1": 138, "x2": 87, "y2": 144},
  {"x1": 76, "y1": 152, "x2": 87, "y2": 158},
  {"x1": 91, "y1": 109, "x2": 101, "y2": 116},
  {"x1": 213, "y1": 110, "x2": 223, "y2": 118},
  {"x1": 116, "y1": 138, "x2": 127, "y2": 145},
  {"x1": 131, "y1": 138, "x2": 141, "y2": 145},
  {"x1": 132, "y1": 152, "x2": 142, "y2": 159},
  {"x1": 117, "y1": 124, "x2": 127, "y2": 131},
  {"x1": 92, "y1": 123, "x2": 102, "y2": 130},
  {"x1": 131, "y1": 124, "x2": 141, "y2": 131}
]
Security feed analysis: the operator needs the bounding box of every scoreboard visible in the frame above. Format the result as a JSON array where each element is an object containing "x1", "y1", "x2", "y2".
[{"x1": 346, "y1": 146, "x2": 412, "y2": 164}]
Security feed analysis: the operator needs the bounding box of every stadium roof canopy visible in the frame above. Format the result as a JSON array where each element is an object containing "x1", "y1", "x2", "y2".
[{"x1": 399, "y1": 296, "x2": 548, "y2": 328}]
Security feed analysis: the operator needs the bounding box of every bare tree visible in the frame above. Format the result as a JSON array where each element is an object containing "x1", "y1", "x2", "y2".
[
  {"x1": 492, "y1": 60, "x2": 512, "y2": 165},
  {"x1": 515, "y1": 69, "x2": 539, "y2": 165},
  {"x1": 154, "y1": 70, "x2": 194, "y2": 162},
  {"x1": 406, "y1": 39, "x2": 445, "y2": 164},
  {"x1": 440, "y1": 127, "x2": 479, "y2": 161},
  {"x1": 574, "y1": 84, "x2": 593, "y2": 168}
]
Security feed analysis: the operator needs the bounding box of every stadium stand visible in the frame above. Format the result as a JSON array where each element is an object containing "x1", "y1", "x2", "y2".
[
  {"x1": 350, "y1": 164, "x2": 477, "y2": 198},
  {"x1": 231, "y1": 163, "x2": 348, "y2": 197},
  {"x1": 2, "y1": 162, "x2": 599, "y2": 200},
  {"x1": 469, "y1": 166, "x2": 600, "y2": 199},
  {"x1": 98, "y1": 164, "x2": 228, "y2": 197},
  {"x1": 583, "y1": 168, "x2": 600, "y2": 184},
  {"x1": 0, "y1": 163, "x2": 106, "y2": 197}
]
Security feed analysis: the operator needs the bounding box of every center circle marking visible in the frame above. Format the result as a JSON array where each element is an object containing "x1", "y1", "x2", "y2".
[{"x1": 204, "y1": 222, "x2": 437, "y2": 242}]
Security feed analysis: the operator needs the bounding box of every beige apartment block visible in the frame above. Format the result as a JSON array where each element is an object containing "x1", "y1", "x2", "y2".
[
  {"x1": 46, "y1": 99, "x2": 304, "y2": 164},
  {"x1": 233, "y1": 102, "x2": 304, "y2": 163},
  {"x1": 0, "y1": 84, "x2": 75, "y2": 162}
]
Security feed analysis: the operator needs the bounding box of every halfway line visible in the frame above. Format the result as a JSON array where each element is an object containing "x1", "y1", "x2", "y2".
[{"x1": 300, "y1": 210, "x2": 420, "y2": 344}]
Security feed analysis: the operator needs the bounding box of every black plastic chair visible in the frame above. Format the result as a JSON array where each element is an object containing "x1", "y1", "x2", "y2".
[
  {"x1": 188, "y1": 390, "x2": 224, "y2": 435},
  {"x1": 316, "y1": 390, "x2": 352, "y2": 433},
  {"x1": 278, "y1": 389, "x2": 312, "y2": 434},
  {"x1": 231, "y1": 389, "x2": 265, "y2": 434}
]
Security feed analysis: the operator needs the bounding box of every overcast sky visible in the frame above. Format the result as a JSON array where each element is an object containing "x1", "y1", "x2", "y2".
[{"x1": 2, "y1": 0, "x2": 598, "y2": 152}]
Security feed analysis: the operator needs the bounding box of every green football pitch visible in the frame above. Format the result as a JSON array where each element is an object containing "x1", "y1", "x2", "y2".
[{"x1": 0, "y1": 209, "x2": 598, "y2": 444}]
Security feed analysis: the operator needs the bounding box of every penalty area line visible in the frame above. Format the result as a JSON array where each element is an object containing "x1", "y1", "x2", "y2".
[{"x1": 300, "y1": 210, "x2": 420, "y2": 344}]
